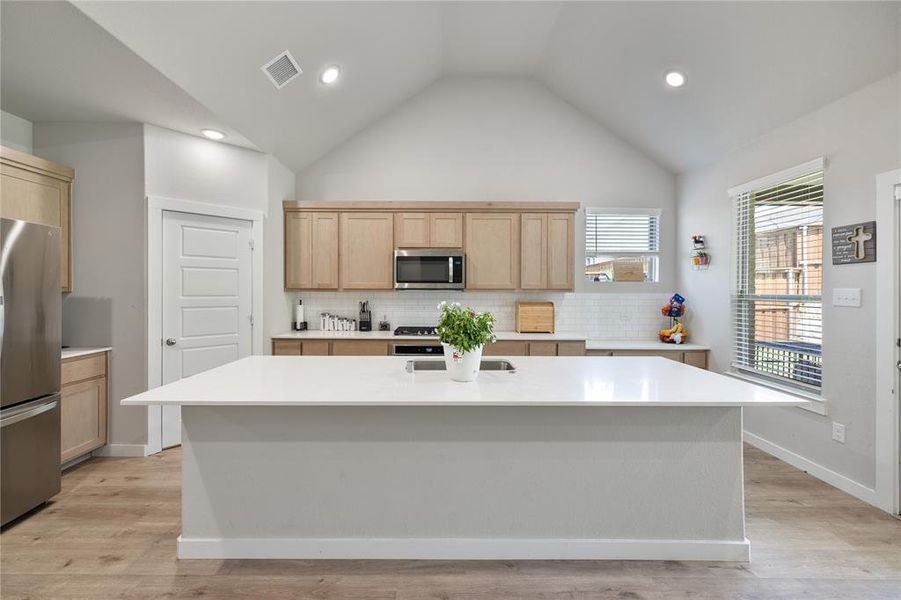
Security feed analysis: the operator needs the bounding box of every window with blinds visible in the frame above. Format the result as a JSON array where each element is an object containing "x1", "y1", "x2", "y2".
[
  {"x1": 585, "y1": 209, "x2": 660, "y2": 283},
  {"x1": 732, "y1": 164, "x2": 823, "y2": 393}
]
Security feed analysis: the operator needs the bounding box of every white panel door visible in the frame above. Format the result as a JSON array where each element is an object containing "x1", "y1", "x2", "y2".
[{"x1": 161, "y1": 211, "x2": 253, "y2": 447}]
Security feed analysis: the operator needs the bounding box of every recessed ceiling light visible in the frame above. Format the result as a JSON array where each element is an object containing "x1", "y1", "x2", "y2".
[
  {"x1": 201, "y1": 129, "x2": 226, "y2": 141},
  {"x1": 320, "y1": 66, "x2": 340, "y2": 85},
  {"x1": 665, "y1": 71, "x2": 686, "y2": 88}
]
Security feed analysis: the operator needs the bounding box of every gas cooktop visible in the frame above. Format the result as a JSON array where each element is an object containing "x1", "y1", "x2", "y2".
[{"x1": 394, "y1": 326, "x2": 438, "y2": 337}]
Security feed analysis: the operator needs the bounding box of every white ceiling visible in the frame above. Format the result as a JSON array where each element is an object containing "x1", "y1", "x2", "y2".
[
  {"x1": 0, "y1": 1, "x2": 256, "y2": 150},
  {"x1": 3, "y1": 1, "x2": 898, "y2": 174}
]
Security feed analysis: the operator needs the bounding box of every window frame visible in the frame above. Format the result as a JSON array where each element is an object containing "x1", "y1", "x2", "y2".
[
  {"x1": 729, "y1": 158, "x2": 825, "y2": 399},
  {"x1": 583, "y1": 207, "x2": 662, "y2": 284}
]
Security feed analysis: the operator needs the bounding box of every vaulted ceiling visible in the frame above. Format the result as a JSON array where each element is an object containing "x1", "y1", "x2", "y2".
[{"x1": 3, "y1": 1, "x2": 899, "y2": 174}]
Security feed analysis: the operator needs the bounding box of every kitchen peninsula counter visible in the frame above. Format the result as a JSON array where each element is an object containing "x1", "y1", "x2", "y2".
[{"x1": 123, "y1": 356, "x2": 802, "y2": 561}]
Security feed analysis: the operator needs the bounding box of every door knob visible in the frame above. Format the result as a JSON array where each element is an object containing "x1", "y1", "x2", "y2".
[{"x1": 166, "y1": 338, "x2": 177, "y2": 346}]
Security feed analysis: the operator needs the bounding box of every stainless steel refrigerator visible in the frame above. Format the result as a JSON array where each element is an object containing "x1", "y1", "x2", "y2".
[{"x1": 0, "y1": 218, "x2": 62, "y2": 526}]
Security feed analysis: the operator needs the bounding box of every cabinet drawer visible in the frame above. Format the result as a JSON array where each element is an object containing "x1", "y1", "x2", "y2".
[
  {"x1": 483, "y1": 341, "x2": 528, "y2": 356},
  {"x1": 556, "y1": 342, "x2": 585, "y2": 356},
  {"x1": 331, "y1": 341, "x2": 388, "y2": 356},
  {"x1": 611, "y1": 350, "x2": 682, "y2": 361},
  {"x1": 302, "y1": 340, "x2": 331, "y2": 356},
  {"x1": 61, "y1": 354, "x2": 106, "y2": 385},
  {"x1": 272, "y1": 340, "x2": 302, "y2": 356},
  {"x1": 528, "y1": 342, "x2": 557, "y2": 356},
  {"x1": 682, "y1": 351, "x2": 708, "y2": 370}
]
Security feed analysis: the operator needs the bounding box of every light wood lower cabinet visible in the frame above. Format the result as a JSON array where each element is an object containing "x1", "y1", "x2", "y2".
[
  {"x1": 0, "y1": 146, "x2": 74, "y2": 291},
  {"x1": 586, "y1": 348, "x2": 709, "y2": 369},
  {"x1": 60, "y1": 352, "x2": 108, "y2": 464},
  {"x1": 340, "y1": 213, "x2": 394, "y2": 289},
  {"x1": 272, "y1": 339, "x2": 586, "y2": 356}
]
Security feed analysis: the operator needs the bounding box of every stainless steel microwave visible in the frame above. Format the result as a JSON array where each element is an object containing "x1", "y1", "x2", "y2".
[{"x1": 394, "y1": 249, "x2": 465, "y2": 290}]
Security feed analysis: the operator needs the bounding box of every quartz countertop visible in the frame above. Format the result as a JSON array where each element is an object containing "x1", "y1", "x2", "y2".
[
  {"x1": 121, "y1": 355, "x2": 802, "y2": 408},
  {"x1": 62, "y1": 347, "x2": 112, "y2": 360},
  {"x1": 272, "y1": 330, "x2": 588, "y2": 341}
]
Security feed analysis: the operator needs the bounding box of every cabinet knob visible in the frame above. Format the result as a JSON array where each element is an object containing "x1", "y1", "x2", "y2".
[{"x1": 165, "y1": 338, "x2": 177, "y2": 346}]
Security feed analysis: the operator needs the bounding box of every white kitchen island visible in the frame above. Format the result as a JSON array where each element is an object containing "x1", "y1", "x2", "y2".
[{"x1": 122, "y1": 355, "x2": 803, "y2": 561}]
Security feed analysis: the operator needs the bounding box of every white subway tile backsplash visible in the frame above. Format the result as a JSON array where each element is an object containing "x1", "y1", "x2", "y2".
[{"x1": 285, "y1": 291, "x2": 673, "y2": 340}]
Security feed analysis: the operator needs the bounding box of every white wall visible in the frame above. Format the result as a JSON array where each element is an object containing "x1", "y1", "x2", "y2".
[
  {"x1": 1, "y1": 109, "x2": 33, "y2": 153},
  {"x1": 33, "y1": 122, "x2": 148, "y2": 448},
  {"x1": 676, "y1": 72, "x2": 901, "y2": 490},
  {"x1": 296, "y1": 77, "x2": 676, "y2": 292},
  {"x1": 143, "y1": 124, "x2": 268, "y2": 212},
  {"x1": 35, "y1": 123, "x2": 284, "y2": 450},
  {"x1": 264, "y1": 155, "x2": 296, "y2": 346}
]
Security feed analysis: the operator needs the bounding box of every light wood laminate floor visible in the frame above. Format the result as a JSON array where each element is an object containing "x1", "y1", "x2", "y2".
[{"x1": 1, "y1": 445, "x2": 899, "y2": 599}]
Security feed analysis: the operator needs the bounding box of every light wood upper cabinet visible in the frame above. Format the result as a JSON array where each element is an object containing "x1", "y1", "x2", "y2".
[
  {"x1": 0, "y1": 146, "x2": 74, "y2": 291},
  {"x1": 340, "y1": 212, "x2": 394, "y2": 289},
  {"x1": 284, "y1": 211, "x2": 339, "y2": 290},
  {"x1": 465, "y1": 213, "x2": 520, "y2": 289},
  {"x1": 395, "y1": 212, "x2": 463, "y2": 248},
  {"x1": 394, "y1": 212, "x2": 430, "y2": 248},
  {"x1": 429, "y1": 213, "x2": 463, "y2": 248},
  {"x1": 547, "y1": 213, "x2": 574, "y2": 290},
  {"x1": 285, "y1": 212, "x2": 312, "y2": 289},
  {"x1": 520, "y1": 213, "x2": 573, "y2": 291},
  {"x1": 520, "y1": 214, "x2": 548, "y2": 289}
]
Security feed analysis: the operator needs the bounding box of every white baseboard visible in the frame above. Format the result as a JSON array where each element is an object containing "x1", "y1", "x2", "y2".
[
  {"x1": 744, "y1": 431, "x2": 879, "y2": 507},
  {"x1": 177, "y1": 536, "x2": 750, "y2": 561},
  {"x1": 92, "y1": 443, "x2": 152, "y2": 458}
]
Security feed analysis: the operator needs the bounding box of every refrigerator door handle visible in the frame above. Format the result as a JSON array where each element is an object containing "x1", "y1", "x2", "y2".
[{"x1": 0, "y1": 397, "x2": 59, "y2": 428}]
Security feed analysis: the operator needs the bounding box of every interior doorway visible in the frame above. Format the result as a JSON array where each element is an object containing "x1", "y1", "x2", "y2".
[
  {"x1": 146, "y1": 196, "x2": 264, "y2": 455},
  {"x1": 875, "y1": 169, "x2": 901, "y2": 515},
  {"x1": 159, "y1": 210, "x2": 254, "y2": 447}
]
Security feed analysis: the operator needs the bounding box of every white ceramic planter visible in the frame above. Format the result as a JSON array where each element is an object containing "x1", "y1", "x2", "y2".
[{"x1": 442, "y1": 343, "x2": 483, "y2": 382}]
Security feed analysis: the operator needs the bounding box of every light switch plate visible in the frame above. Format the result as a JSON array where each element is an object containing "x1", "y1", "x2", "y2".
[{"x1": 832, "y1": 288, "x2": 861, "y2": 307}]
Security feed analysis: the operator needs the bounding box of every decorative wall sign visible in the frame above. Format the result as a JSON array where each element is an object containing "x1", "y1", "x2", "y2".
[{"x1": 831, "y1": 221, "x2": 876, "y2": 264}]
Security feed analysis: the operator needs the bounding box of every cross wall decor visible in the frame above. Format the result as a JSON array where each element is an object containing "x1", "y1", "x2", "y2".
[{"x1": 831, "y1": 221, "x2": 876, "y2": 265}]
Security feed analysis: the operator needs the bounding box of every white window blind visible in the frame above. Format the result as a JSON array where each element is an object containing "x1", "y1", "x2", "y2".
[
  {"x1": 585, "y1": 209, "x2": 660, "y2": 283},
  {"x1": 732, "y1": 167, "x2": 823, "y2": 392}
]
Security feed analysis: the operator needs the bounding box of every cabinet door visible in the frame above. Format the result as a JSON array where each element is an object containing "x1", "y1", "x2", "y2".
[
  {"x1": 312, "y1": 213, "x2": 339, "y2": 289},
  {"x1": 682, "y1": 351, "x2": 708, "y2": 370},
  {"x1": 272, "y1": 340, "x2": 302, "y2": 355},
  {"x1": 465, "y1": 213, "x2": 520, "y2": 289},
  {"x1": 284, "y1": 212, "x2": 312, "y2": 289},
  {"x1": 340, "y1": 213, "x2": 394, "y2": 289},
  {"x1": 429, "y1": 213, "x2": 463, "y2": 248},
  {"x1": 520, "y1": 214, "x2": 548, "y2": 289},
  {"x1": 547, "y1": 213, "x2": 574, "y2": 290},
  {"x1": 0, "y1": 160, "x2": 72, "y2": 291},
  {"x1": 394, "y1": 213, "x2": 430, "y2": 248},
  {"x1": 60, "y1": 377, "x2": 107, "y2": 463}
]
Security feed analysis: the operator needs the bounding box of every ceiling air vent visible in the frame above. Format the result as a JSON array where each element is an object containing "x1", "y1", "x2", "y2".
[{"x1": 261, "y1": 50, "x2": 302, "y2": 89}]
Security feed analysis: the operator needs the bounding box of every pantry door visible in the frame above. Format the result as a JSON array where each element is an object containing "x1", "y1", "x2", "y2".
[{"x1": 160, "y1": 211, "x2": 253, "y2": 448}]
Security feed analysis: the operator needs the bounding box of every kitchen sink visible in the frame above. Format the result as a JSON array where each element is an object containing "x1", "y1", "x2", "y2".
[{"x1": 405, "y1": 359, "x2": 516, "y2": 373}]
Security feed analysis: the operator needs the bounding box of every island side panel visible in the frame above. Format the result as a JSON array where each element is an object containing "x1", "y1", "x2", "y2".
[{"x1": 179, "y1": 405, "x2": 746, "y2": 560}]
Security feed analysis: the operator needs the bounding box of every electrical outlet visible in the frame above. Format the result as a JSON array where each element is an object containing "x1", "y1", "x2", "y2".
[
  {"x1": 831, "y1": 422, "x2": 846, "y2": 444},
  {"x1": 832, "y1": 288, "x2": 861, "y2": 307}
]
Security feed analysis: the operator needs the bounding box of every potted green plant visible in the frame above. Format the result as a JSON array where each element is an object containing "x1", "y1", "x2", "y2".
[{"x1": 437, "y1": 301, "x2": 497, "y2": 382}]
